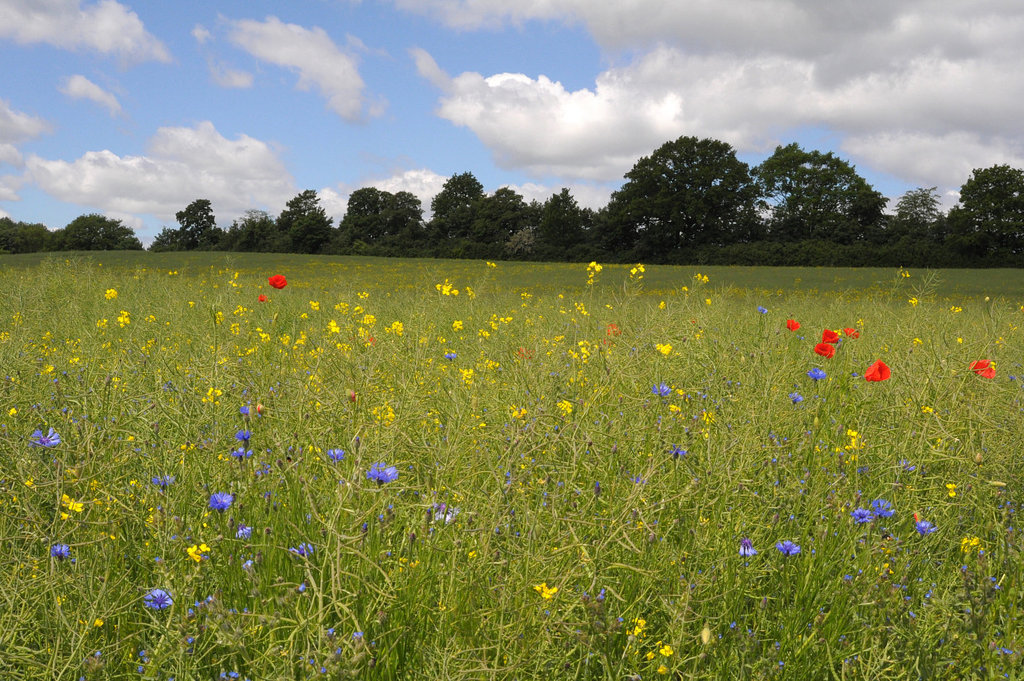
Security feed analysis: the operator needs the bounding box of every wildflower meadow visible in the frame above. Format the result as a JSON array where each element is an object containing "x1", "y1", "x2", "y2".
[{"x1": 1, "y1": 253, "x2": 1023, "y2": 679}]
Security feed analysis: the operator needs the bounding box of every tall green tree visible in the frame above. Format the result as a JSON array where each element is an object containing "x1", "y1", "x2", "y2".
[
  {"x1": 535, "y1": 188, "x2": 586, "y2": 261},
  {"x1": 429, "y1": 172, "x2": 485, "y2": 253},
  {"x1": 279, "y1": 190, "x2": 334, "y2": 254},
  {"x1": 755, "y1": 143, "x2": 886, "y2": 244},
  {"x1": 60, "y1": 214, "x2": 142, "y2": 250},
  {"x1": 602, "y1": 136, "x2": 760, "y2": 262},
  {"x1": 947, "y1": 165, "x2": 1024, "y2": 262},
  {"x1": 469, "y1": 187, "x2": 530, "y2": 258},
  {"x1": 221, "y1": 210, "x2": 280, "y2": 252},
  {"x1": 175, "y1": 199, "x2": 222, "y2": 250}
]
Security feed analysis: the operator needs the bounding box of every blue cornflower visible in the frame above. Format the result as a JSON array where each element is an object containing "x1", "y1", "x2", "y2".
[
  {"x1": 739, "y1": 537, "x2": 757, "y2": 557},
  {"x1": 327, "y1": 449, "x2": 345, "y2": 462},
  {"x1": 51, "y1": 543, "x2": 71, "y2": 559},
  {"x1": 29, "y1": 427, "x2": 61, "y2": 447},
  {"x1": 366, "y1": 462, "x2": 399, "y2": 484},
  {"x1": 230, "y1": 447, "x2": 252, "y2": 460},
  {"x1": 669, "y1": 444, "x2": 687, "y2": 459},
  {"x1": 789, "y1": 392, "x2": 804, "y2": 404},
  {"x1": 209, "y1": 492, "x2": 234, "y2": 511},
  {"x1": 652, "y1": 382, "x2": 671, "y2": 397},
  {"x1": 151, "y1": 474, "x2": 175, "y2": 489},
  {"x1": 236, "y1": 524, "x2": 252, "y2": 539},
  {"x1": 239, "y1": 405, "x2": 250, "y2": 416},
  {"x1": 807, "y1": 368, "x2": 827, "y2": 381},
  {"x1": 776, "y1": 540, "x2": 801, "y2": 556},
  {"x1": 444, "y1": 352, "x2": 457, "y2": 360},
  {"x1": 915, "y1": 520, "x2": 936, "y2": 535},
  {"x1": 290, "y1": 543, "x2": 314, "y2": 557},
  {"x1": 235, "y1": 430, "x2": 252, "y2": 443},
  {"x1": 757, "y1": 306, "x2": 768, "y2": 314},
  {"x1": 143, "y1": 588, "x2": 173, "y2": 610},
  {"x1": 851, "y1": 508, "x2": 874, "y2": 524},
  {"x1": 870, "y1": 499, "x2": 895, "y2": 518}
]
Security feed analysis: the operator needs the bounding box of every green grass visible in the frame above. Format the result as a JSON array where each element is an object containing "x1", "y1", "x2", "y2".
[{"x1": 1, "y1": 254, "x2": 1023, "y2": 679}]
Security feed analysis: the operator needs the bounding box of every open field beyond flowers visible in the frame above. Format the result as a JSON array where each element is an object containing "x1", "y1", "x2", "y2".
[{"x1": 1, "y1": 253, "x2": 1023, "y2": 679}]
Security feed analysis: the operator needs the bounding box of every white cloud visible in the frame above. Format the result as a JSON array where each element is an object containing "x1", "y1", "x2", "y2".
[
  {"x1": 0, "y1": 144, "x2": 22, "y2": 166},
  {"x1": 227, "y1": 16, "x2": 377, "y2": 121},
  {"x1": 404, "y1": 2, "x2": 1024, "y2": 201},
  {"x1": 59, "y1": 75, "x2": 121, "y2": 116},
  {"x1": 0, "y1": 174, "x2": 20, "y2": 201},
  {"x1": 208, "y1": 61, "x2": 254, "y2": 89},
  {"x1": 0, "y1": 0, "x2": 170, "y2": 62},
  {"x1": 25, "y1": 121, "x2": 295, "y2": 224},
  {"x1": 0, "y1": 98, "x2": 50, "y2": 146},
  {"x1": 191, "y1": 23, "x2": 212, "y2": 45}
]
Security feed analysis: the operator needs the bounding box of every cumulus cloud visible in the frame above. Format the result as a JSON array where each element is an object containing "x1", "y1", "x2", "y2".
[
  {"x1": 25, "y1": 121, "x2": 295, "y2": 225},
  {"x1": 59, "y1": 75, "x2": 121, "y2": 116},
  {"x1": 0, "y1": 98, "x2": 50, "y2": 146},
  {"x1": 0, "y1": 0, "x2": 170, "y2": 62},
  {"x1": 227, "y1": 16, "x2": 378, "y2": 121},
  {"x1": 410, "y1": 0, "x2": 1024, "y2": 199}
]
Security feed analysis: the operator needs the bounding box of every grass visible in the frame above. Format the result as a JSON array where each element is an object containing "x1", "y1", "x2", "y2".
[{"x1": 1, "y1": 253, "x2": 1023, "y2": 679}]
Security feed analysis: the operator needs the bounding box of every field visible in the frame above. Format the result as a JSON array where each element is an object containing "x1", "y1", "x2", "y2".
[{"x1": 1, "y1": 252, "x2": 1023, "y2": 679}]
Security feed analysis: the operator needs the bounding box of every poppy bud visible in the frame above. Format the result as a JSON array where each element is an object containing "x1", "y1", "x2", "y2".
[
  {"x1": 348, "y1": 389, "x2": 357, "y2": 403},
  {"x1": 256, "y1": 403, "x2": 264, "y2": 415}
]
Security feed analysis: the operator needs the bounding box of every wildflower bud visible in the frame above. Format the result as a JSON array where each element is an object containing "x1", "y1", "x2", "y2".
[
  {"x1": 256, "y1": 403, "x2": 264, "y2": 415},
  {"x1": 975, "y1": 451, "x2": 983, "y2": 464},
  {"x1": 348, "y1": 389, "x2": 357, "y2": 403}
]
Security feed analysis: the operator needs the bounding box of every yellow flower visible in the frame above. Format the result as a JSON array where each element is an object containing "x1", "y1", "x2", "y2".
[
  {"x1": 104, "y1": 288, "x2": 117, "y2": 300},
  {"x1": 533, "y1": 582, "x2": 558, "y2": 599},
  {"x1": 961, "y1": 536, "x2": 982, "y2": 554},
  {"x1": 946, "y1": 483, "x2": 957, "y2": 497},
  {"x1": 556, "y1": 400, "x2": 573, "y2": 416},
  {"x1": 660, "y1": 644, "x2": 673, "y2": 656},
  {"x1": 908, "y1": 297, "x2": 919, "y2": 307},
  {"x1": 655, "y1": 343, "x2": 672, "y2": 356},
  {"x1": 628, "y1": 617, "x2": 646, "y2": 637},
  {"x1": 187, "y1": 543, "x2": 211, "y2": 562},
  {"x1": 7, "y1": 407, "x2": 15, "y2": 416},
  {"x1": 309, "y1": 301, "x2": 320, "y2": 311},
  {"x1": 93, "y1": 618, "x2": 103, "y2": 627},
  {"x1": 452, "y1": 320, "x2": 463, "y2": 331},
  {"x1": 61, "y1": 494, "x2": 84, "y2": 513},
  {"x1": 657, "y1": 665, "x2": 669, "y2": 675}
]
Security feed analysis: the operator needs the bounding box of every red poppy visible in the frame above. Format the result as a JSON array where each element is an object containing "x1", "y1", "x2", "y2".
[
  {"x1": 843, "y1": 327, "x2": 859, "y2": 338},
  {"x1": 970, "y1": 359, "x2": 995, "y2": 379},
  {"x1": 821, "y1": 329, "x2": 840, "y2": 344},
  {"x1": 606, "y1": 323, "x2": 622, "y2": 336},
  {"x1": 268, "y1": 274, "x2": 287, "y2": 289},
  {"x1": 786, "y1": 319, "x2": 800, "y2": 331},
  {"x1": 516, "y1": 347, "x2": 535, "y2": 360},
  {"x1": 258, "y1": 294, "x2": 267, "y2": 302},
  {"x1": 814, "y1": 342, "x2": 836, "y2": 358},
  {"x1": 864, "y1": 360, "x2": 890, "y2": 381}
]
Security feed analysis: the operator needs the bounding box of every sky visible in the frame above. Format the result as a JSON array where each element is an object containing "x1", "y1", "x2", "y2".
[{"x1": 2, "y1": 0, "x2": 1024, "y2": 245}]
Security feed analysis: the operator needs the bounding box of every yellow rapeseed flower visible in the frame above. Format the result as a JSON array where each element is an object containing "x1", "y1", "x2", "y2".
[
  {"x1": 533, "y1": 583, "x2": 558, "y2": 599},
  {"x1": 104, "y1": 289, "x2": 117, "y2": 300}
]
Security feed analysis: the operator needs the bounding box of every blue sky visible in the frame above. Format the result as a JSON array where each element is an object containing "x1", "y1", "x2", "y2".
[{"x1": 3, "y1": 1, "x2": 1024, "y2": 244}]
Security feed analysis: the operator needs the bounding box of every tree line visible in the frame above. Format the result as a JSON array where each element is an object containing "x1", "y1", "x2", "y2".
[{"x1": 3, "y1": 136, "x2": 1024, "y2": 267}]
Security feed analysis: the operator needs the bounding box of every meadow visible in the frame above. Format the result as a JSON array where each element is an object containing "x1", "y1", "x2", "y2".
[{"x1": 1, "y1": 252, "x2": 1022, "y2": 680}]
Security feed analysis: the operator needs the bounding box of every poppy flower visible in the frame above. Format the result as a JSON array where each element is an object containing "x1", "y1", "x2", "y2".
[
  {"x1": 864, "y1": 360, "x2": 891, "y2": 382},
  {"x1": 786, "y1": 319, "x2": 800, "y2": 331},
  {"x1": 814, "y1": 342, "x2": 836, "y2": 358},
  {"x1": 268, "y1": 274, "x2": 287, "y2": 289},
  {"x1": 843, "y1": 328, "x2": 859, "y2": 338},
  {"x1": 970, "y1": 359, "x2": 995, "y2": 379},
  {"x1": 606, "y1": 323, "x2": 622, "y2": 336},
  {"x1": 822, "y1": 329, "x2": 840, "y2": 344},
  {"x1": 258, "y1": 294, "x2": 267, "y2": 302}
]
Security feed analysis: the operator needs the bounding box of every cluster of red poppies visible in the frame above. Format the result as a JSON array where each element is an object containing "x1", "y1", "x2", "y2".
[
  {"x1": 787, "y1": 318, "x2": 996, "y2": 382},
  {"x1": 787, "y1": 319, "x2": 889, "y2": 381},
  {"x1": 257, "y1": 274, "x2": 288, "y2": 303}
]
